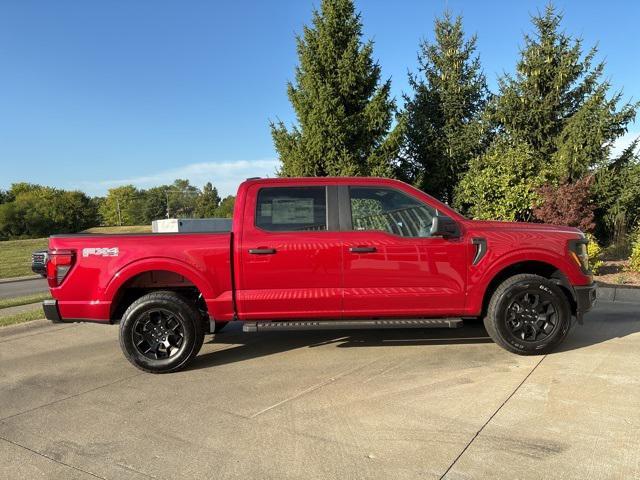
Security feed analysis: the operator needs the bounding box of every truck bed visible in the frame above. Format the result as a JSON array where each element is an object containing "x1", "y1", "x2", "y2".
[{"x1": 48, "y1": 232, "x2": 234, "y2": 322}]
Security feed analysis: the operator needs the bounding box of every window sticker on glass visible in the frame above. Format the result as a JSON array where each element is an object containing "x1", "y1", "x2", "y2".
[
  {"x1": 261, "y1": 202, "x2": 272, "y2": 217},
  {"x1": 272, "y1": 198, "x2": 314, "y2": 224}
]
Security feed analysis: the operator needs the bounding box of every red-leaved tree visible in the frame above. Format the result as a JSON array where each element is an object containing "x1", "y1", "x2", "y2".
[{"x1": 532, "y1": 176, "x2": 596, "y2": 232}]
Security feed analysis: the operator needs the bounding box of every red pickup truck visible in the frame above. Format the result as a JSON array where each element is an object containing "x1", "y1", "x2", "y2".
[{"x1": 35, "y1": 177, "x2": 596, "y2": 373}]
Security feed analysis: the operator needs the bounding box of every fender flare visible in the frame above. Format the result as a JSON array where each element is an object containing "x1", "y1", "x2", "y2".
[
  {"x1": 478, "y1": 248, "x2": 572, "y2": 288},
  {"x1": 105, "y1": 257, "x2": 217, "y2": 303},
  {"x1": 469, "y1": 248, "x2": 576, "y2": 314}
]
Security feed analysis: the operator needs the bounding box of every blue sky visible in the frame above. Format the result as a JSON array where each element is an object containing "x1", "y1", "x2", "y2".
[{"x1": 1, "y1": 0, "x2": 638, "y2": 197}]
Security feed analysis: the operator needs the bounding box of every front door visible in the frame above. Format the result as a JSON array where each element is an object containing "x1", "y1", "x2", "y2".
[
  {"x1": 237, "y1": 184, "x2": 342, "y2": 320},
  {"x1": 340, "y1": 185, "x2": 467, "y2": 318}
]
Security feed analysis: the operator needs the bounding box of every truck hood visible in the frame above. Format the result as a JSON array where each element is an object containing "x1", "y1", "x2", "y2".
[{"x1": 464, "y1": 219, "x2": 583, "y2": 236}]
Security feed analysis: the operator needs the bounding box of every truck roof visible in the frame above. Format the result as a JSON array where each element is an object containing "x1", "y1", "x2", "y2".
[
  {"x1": 241, "y1": 176, "x2": 409, "y2": 187},
  {"x1": 238, "y1": 176, "x2": 464, "y2": 221}
]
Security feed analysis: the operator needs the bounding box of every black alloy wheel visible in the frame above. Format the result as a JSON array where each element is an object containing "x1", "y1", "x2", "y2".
[
  {"x1": 119, "y1": 291, "x2": 205, "y2": 373},
  {"x1": 484, "y1": 274, "x2": 571, "y2": 355},
  {"x1": 505, "y1": 290, "x2": 559, "y2": 343},
  {"x1": 131, "y1": 308, "x2": 186, "y2": 360}
]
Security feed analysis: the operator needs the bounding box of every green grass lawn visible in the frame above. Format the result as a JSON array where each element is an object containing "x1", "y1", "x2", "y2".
[
  {"x1": 0, "y1": 226, "x2": 151, "y2": 279},
  {"x1": 0, "y1": 237, "x2": 48, "y2": 279},
  {"x1": 0, "y1": 307, "x2": 44, "y2": 327},
  {"x1": 0, "y1": 292, "x2": 51, "y2": 309}
]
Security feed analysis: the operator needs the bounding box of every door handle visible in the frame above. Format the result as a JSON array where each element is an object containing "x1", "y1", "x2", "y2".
[
  {"x1": 249, "y1": 248, "x2": 276, "y2": 255},
  {"x1": 349, "y1": 246, "x2": 377, "y2": 253}
]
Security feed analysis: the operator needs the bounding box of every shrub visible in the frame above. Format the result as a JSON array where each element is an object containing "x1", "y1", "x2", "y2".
[
  {"x1": 532, "y1": 176, "x2": 596, "y2": 233},
  {"x1": 629, "y1": 228, "x2": 640, "y2": 273},
  {"x1": 585, "y1": 233, "x2": 603, "y2": 274}
]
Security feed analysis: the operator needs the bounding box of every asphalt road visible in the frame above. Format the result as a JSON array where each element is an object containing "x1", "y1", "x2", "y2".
[
  {"x1": 1, "y1": 302, "x2": 639, "y2": 479},
  {"x1": 0, "y1": 278, "x2": 49, "y2": 299}
]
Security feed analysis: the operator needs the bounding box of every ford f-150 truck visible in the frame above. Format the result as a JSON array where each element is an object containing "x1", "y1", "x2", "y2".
[{"x1": 34, "y1": 177, "x2": 596, "y2": 373}]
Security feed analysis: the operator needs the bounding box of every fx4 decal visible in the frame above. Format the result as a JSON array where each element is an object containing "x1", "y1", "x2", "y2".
[{"x1": 82, "y1": 247, "x2": 119, "y2": 258}]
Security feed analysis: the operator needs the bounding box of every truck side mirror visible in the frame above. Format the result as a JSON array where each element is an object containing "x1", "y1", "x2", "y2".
[{"x1": 430, "y1": 215, "x2": 460, "y2": 238}]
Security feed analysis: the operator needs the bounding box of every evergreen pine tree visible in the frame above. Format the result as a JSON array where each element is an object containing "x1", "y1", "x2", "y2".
[
  {"x1": 401, "y1": 12, "x2": 489, "y2": 204},
  {"x1": 271, "y1": 0, "x2": 399, "y2": 177},
  {"x1": 196, "y1": 182, "x2": 221, "y2": 218},
  {"x1": 458, "y1": 4, "x2": 637, "y2": 220}
]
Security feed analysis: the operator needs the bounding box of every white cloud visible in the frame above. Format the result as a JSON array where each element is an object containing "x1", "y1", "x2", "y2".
[
  {"x1": 79, "y1": 158, "x2": 279, "y2": 197},
  {"x1": 611, "y1": 130, "x2": 640, "y2": 158}
]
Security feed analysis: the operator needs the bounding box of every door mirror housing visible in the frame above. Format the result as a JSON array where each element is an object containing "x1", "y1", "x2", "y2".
[{"x1": 430, "y1": 215, "x2": 460, "y2": 238}]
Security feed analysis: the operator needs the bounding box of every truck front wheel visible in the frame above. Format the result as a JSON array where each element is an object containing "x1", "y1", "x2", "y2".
[
  {"x1": 119, "y1": 291, "x2": 205, "y2": 373},
  {"x1": 484, "y1": 274, "x2": 571, "y2": 355}
]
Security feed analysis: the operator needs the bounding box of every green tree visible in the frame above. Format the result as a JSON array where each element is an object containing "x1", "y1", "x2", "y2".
[
  {"x1": 400, "y1": 12, "x2": 489, "y2": 204},
  {"x1": 215, "y1": 195, "x2": 235, "y2": 218},
  {"x1": 99, "y1": 185, "x2": 145, "y2": 226},
  {"x1": 143, "y1": 186, "x2": 170, "y2": 223},
  {"x1": 457, "y1": 138, "x2": 544, "y2": 221},
  {"x1": 0, "y1": 186, "x2": 97, "y2": 238},
  {"x1": 195, "y1": 182, "x2": 221, "y2": 218},
  {"x1": 8, "y1": 182, "x2": 41, "y2": 197},
  {"x1": 0, "y1": 190, "x2": 13, "y2": 204},
  {"x1": 271, "y1": 0, "x2": 400, "y2": 177},
  {"x1": 166, "y1": 179, "x2": 198, "y2": 218},
  {"x1": 592, "y1": 140, "x2": 640, "y2": 242},
  {"x1": 459, "y1": 5, "x2": 636, "y2": 221}
]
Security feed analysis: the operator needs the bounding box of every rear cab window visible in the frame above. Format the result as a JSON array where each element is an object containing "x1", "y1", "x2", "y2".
[{"x1": 255, "y1": 186, "x2": 327, "y2": 232}]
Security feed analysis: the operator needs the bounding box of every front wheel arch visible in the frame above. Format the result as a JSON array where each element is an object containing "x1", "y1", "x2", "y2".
[{"x1": 479, "y1": 260, "x2": 576, "y2": 319}]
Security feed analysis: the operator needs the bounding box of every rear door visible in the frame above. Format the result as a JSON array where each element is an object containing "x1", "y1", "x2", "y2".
[
  {"x1": 340, "y1": 185, "x2": 467, "y2": 318},
  {"x1": 237, "y1": 183, "x2": 342, "y2": 320}
]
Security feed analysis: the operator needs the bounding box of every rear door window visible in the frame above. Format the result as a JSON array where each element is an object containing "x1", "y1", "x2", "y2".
[{"x1": 256, "y1": 187, "x2": 327, "y2": 231}]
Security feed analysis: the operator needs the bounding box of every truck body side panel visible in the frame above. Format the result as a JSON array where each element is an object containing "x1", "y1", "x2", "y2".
[{"x1": 48, "y1": 233, "x2": 233, "y2": 322}]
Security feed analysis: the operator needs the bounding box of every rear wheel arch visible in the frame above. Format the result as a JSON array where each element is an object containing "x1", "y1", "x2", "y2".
[{"x1": 107, "y1": 259, "x2": 216, "y2": 322}]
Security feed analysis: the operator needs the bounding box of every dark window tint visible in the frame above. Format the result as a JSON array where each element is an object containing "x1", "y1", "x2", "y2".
[
  {"x1": 349, "y1": 187, "x2": 437, "y2": 237},
  {"x1": 256, "y1": 187, "x2": 327, "y2": 231}
]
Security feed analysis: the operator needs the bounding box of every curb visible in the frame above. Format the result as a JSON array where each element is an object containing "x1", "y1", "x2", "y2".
[
  {"x1": 597, "y1": 286, "x2": 640, "y2": 304},
  {"x1": 0, "y1": 275, "x2": 41, "y2": 284}
]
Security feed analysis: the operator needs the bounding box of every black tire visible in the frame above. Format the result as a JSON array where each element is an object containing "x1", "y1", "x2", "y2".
[
  {"x1": 484, "y1": 274, "x2": 571, "y2": 355},
  {"x1": 119, "y1": 291, "x2": 205, "y2": 373}
]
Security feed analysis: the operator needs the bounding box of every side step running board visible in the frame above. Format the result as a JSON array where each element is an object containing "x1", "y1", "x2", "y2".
[{"x1": 242, "y1": 318, "x2": 463, "y2": 333}]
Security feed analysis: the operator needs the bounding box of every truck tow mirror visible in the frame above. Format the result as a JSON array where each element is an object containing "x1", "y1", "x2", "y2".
[{"x1": 430, "y1": 215, "x2": 460, "y2": 238}]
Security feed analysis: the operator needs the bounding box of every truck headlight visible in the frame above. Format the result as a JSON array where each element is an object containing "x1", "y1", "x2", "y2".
[{"x1": 568, "y1": 238, "x2": 590, "y2": 273}]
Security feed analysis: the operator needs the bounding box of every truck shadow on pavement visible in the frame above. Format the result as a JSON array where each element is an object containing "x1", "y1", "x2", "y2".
[
  {"x1": 188, "y1": 303, "x2": 640, "y2": 371},
  {"x1": 190, "y1": 321, "x2": 491, "y2": 371}
]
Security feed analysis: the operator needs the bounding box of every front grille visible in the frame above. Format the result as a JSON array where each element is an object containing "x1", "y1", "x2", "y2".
[{"x1": 31, "y1": 250, "x2": 48, "y2": 276}]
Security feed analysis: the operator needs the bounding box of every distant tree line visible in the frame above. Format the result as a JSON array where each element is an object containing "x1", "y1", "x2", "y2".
[
  {"x1": 0, "y1": 180, "x2": 235, "y2": 239},
  {"x1": 273, "y1": 0, "x2": 640, "y2": 246}
]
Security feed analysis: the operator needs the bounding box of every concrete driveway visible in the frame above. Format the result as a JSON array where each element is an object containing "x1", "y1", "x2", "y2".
[{"x1": 1, "y1": 302, "x2": 638, "y2": 479}]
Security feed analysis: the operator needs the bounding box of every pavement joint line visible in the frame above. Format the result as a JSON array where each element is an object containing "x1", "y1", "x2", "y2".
[
  {"x1": 0, "y1": 434, "x2": 107, "y2": 479},
  {"x1": 438, "y1": 354, "x2": 547, "y2": 480},
  {"x1": 248, "y1": 359, "x2": 379, "y2": 419},
  {"x1": 0, "y1": 372, "x2": 143, "y2": 423}
]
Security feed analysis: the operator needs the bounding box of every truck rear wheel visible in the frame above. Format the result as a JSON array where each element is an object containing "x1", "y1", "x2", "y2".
[
  {"x1": 119, "y1": 291, "x2": 205, "y2": 373},
  {"x1": 484, "y1": 274, "x2": 571, "y2": 355}
]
